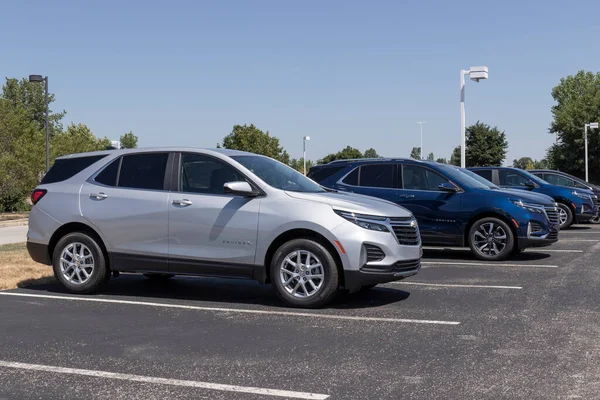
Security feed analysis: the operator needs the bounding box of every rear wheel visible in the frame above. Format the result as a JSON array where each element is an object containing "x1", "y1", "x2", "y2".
[
  {"x1": 143, "y1": 273, "x2": 174, "y2": 281},
  {"x1": 270, "y1": 239, "x2": 339, "y2": 308},
  {"x1": 52, "y1": 232, "x2": 107, "y2": 294},
  {"x1": 468, "y1": 217, "x2": 514, "y2": 261},
  {"x1": 557, "y1": 203, "x2": 574, "y2": 229}
]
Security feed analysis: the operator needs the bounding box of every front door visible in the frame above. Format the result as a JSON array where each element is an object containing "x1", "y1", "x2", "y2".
[
  {"x1": 167, "y1": 152, "x2": 260, "y2": 277},
  {"x1": 497, "y1": 169, "x2": 535, "y2": 191}
]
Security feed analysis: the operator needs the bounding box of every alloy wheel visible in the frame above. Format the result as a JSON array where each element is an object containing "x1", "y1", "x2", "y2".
[
  {"x1": 472, "y1": 222, "x2": 508, "y2": 256},
  {"x1": 279, "y1": 250, "x2": 324, "y2": 298},
  {"x1": 559, "y1": 208, "x2": 569, "y2": 226},
  {"x1": 60, "y1": 242, "x2": 95, "y2": 285}
]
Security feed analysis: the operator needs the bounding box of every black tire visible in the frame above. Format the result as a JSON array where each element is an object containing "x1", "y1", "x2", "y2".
[
  {"x1": 557, "y1": 203, "x2": 574, "y2": 229},
  {"x1": 468, "y1": 217, "x2": 515, "y2": 261},
  {"x1": 52, "y1": 232, "x2": 108, "y2": 294},
  {"x1": 143, "y1": 273, "x2": 175, "y2": 281},
  {"x1": 270, "y1": 239, "x2": 339, "y2": 308},
  {"x1": 590, "y1": 214, "x2": 600, "y2": 224}
]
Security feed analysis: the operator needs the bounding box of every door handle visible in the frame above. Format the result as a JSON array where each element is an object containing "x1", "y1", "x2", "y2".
[
  {"x1": 172, "y1": 199, "x2": 192, "y2": 206},
  {"x1": 90, "y1": 192, "x2": 108, "y2": 200}
]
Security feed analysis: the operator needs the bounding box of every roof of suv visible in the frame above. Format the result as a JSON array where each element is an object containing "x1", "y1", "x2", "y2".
[
  {"x1": 322, "y1": 158, "x2": 435, "y2": 165},
  {"x1": 55, "y1": 147, "x2": 255, "y2": 160}
]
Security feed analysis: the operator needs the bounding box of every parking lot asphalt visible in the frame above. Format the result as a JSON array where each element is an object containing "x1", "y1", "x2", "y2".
[{"x1": 1, "y1": 225, "x2": 600, "y2": 399}]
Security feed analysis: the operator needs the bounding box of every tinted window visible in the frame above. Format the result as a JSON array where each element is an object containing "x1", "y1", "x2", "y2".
[
  {"x1": 358, "y1": 164, "x2": 394, "y2": 188},
  {"x1": 498, "y1": 170, "x2": 530, "y2": 186},
  {"x1": 41, "y1": 155, "x2": 107, "y2": 184},
  {"x1": 474, "y1": 169, "x2": 492, "y2": 181},
  {"x1": 307, "y1": 166, "x2": 346, "y2": 183},
  {"x1": 544, "y1": 173, "x2": 574, "y2": 187},
  {"x1": 342, "y1": 168, "x2": 359, "y2": 185},
  {"x1": 181, "y1": 153, "x2": 242, "y2": 194},
  {"x1": 94, "y1": 158, "x2": 120, "y2": 186},
  {"x1": 403, "y1": 165, "x2": 448, "y2": 191},
  {"x1": 118, "y1": 153, "x2": 169, "y2": 190}
]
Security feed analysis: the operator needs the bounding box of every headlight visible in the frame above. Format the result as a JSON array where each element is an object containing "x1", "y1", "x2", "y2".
[
  {"x1": 510, "y1": 199, "x2": 544, "y2": 214},
  {"x1": 334, "y1": 210, "x2": 390, "y2": 232},
  {"x1": 572, "y1": 190, "x2": 593, "y2": 201}
]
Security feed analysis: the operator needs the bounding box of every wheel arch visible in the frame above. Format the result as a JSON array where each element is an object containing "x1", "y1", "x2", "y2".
[
  {"x1": 48, "y1": 222, "x2": 110, "y2": 270},
  {"x1": 463, "y1": 211, "x2": 519, "y2": 248}
]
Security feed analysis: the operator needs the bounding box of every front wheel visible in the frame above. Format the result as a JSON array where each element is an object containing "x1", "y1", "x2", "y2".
[
  {"x1": 590, "y1": 213, "x2": 600, "y2": 224},
  {"x1": 270, "y1": 239, "x2": 339, "y2": 308},
  {"x1": 558, "y1": 203, "x2": 574, "y2": 229},
  {"x1": 468, "y1": 217, "x2": 515, "y2": 261}
]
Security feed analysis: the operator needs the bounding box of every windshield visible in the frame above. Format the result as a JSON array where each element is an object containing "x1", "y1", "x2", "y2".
[
  {"x1": 231, "y1": 155, "x2": 325, "y2": 193},
  {"x1": 457, "y1": 168, "x2": 500, "y2": 189},
  {"x1": 433, "y1": 163, "x2": 492, "y2": 190}
]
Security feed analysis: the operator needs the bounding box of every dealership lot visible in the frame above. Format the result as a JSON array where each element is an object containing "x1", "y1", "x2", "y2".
[{"x1": 1, "y1": 226, "x2": 600, "y2": 399}]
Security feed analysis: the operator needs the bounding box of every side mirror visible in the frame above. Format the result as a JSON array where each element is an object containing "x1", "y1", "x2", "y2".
[
  {"x1": 438, "y1": 182, "x2": 458, "y2": 192},
  {"x1": 523, "y1": 180, "x2": 536, "y2": 188},
  {"x1": 223, "y1": 181, "x2": 259, "y2": 197}
]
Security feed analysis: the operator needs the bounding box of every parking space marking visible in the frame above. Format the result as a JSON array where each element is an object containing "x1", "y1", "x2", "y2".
[
  {"x1": 558, "y1": 239, "x2": 599, "y2": 242},
  {"x1": 525, "y1": 249, "x2": 583, "y2": 253},
  {"x1": 392, "y1": 282, "x2": 522, "y2": 289},
  {"x1": 0, "y1": 292, "x2": 460, "y2": 325},
  {"x1": 0, "y1": 360, "x2": 329, "y2": 399},
  {"x1": 561, "y1": 231, "x2": 600, "y2": 234},
  {"x1": 422, "y1": 261, "x2": 558, "y2": 268}
]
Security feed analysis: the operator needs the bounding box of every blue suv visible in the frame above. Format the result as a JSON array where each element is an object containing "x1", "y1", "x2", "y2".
[
  {"x1": 309, "y1": 159, "x2": 559, "y2": 261},
  {"x1": 469, "y1": 167, "x2": 597, "y2": 229}
]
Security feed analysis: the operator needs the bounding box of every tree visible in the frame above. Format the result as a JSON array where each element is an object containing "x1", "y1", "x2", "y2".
[
  {"x1": 513, "y1": 157, "x2": 534, "y2": 169},
  {"x1": 119, "y1": 131, "x2": 138, "y2": 149},
  {"x1": 410, "y1": 147, "x2": 421, "y2": 159},
  {"x1": 547, "y1": 71, "x2": 600, "y2": 183},
  {"x1": 1, "y1": 77, "x2": 66, "y2": 136},
  {"x1": 533, "y1": 159, "x2": 550, "y2": 169},
  {"x1": 449, "y1": 146, "x2": 461, "y2": 166},
  {"x1": 51, "y1": 123, "x2": 111, "y2": 160},
  {"x1": 289, "y1": 158, "x2": 314, "y2": 174},
  {"x1": 436, "y1": 158, "x2": 447, "y2": 164},
  {"x1": 427, "y1": 152, "x2": 434, "y2": 161},
  {"x1": 465, "y1": 121, "x2": 508, "y2": 167},
  {"x1": 363, "y1": 148, "x2": 380, "y2": 158},
  {"x1": 222, "y1": 124, "x2": 289, "y2": 163},
  {"x1": 318, "y1": 146, "x2": 363, "y2": 164}
]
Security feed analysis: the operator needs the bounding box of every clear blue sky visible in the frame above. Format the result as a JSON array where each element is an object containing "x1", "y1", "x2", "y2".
[{"x1": 2, "y1": 0, "x2": 599, "y2": 163}]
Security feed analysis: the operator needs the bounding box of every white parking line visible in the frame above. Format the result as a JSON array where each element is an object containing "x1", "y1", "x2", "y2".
[
  {"x1": 392, "y1": 282, "x2": 522, "y2": 289},
  {"x1": 561, "y1": 231, "x2": 600, "y2": 234},
  {"x1": 0, "y1": 292, "x2": 460, "y2": 325},
  {"x1": 525, "y1": 249, "x2": 583, "y2": 253},
  {"x1": 558, "y1": 239, "x2": 599, "y2": 242},
  {"x1": 0, "y1": 360, "x2": 329, "y2": 399},
  {"x1": 421, "y1": 261, "x2": 558, "y2": 268}
]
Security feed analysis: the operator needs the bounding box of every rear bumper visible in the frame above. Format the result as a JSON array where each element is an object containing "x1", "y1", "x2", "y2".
[
  {"x1": 343, "y1": 259, "x2": 421, "y2": 293},
  {"x1": 27, "y1": 241, "x2": 51, "y2": 265}
]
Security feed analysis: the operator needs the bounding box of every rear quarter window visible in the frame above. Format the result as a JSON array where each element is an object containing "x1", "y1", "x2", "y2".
[{"x1": 41, "y1": 155, "x2": 107, "y2": 184}]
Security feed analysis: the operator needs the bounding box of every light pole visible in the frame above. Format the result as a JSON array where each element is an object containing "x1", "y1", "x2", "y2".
[
  {"x1": 417, "y1": 122, "x2": 426, "y2": 159},
  {"x1": 460, "y1": 66, "x2": 488, "y2": 168},
  {"x1": 584, "y1": 122, "x2": 599, "y2": 182},
  {"x1": 303, "y1": 136, "x2": 310, "y2": 175},
  {"x1": 29, "y1": 74, "x2": 49, "y2": 173}
]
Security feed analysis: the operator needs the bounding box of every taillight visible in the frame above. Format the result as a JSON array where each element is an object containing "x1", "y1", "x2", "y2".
[{"x1": 31, "y1": 189, "x2": 47, "y2": 205}]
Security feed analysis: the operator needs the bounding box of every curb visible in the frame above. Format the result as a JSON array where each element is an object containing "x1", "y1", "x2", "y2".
[{"x1": 0, "y1": 219, "x2": 28, "y2": 228}]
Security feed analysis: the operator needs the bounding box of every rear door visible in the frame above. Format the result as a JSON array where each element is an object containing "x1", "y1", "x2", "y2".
[
  {"x1": 167, "y1": 152, "x2": 260, "y2": 277},
  {"x1": 395, "y1": 163, "x2": 463, "y2": 246},
  {"x1": 80, "y1": 152, "x2": 172, "y2": 272}
]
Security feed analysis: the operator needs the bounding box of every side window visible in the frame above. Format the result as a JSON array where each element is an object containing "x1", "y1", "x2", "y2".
[
  {"x1": 41, "y1": 155, "x2": 107, "y2": 184},
  {"x1": 402, "y1": 165, "x2": 448, "y2": 191},
  {"x1": 118, "y1": 153, "x2": 169, "y2": 190},
  {"x1": 544, "y1": 173, "x2": 574, "y2": 187},
  {"x1": 498, "y1": 170, "x2": 530, "y2": 186},
  {"x1": 307, "y1": 166, "x2": 346, "y2": 183},
  {"x1": 357, "y1": 164, "x2": 394, "y2": 188},
  {"x1": 94, "y1": 158, "x2": 120, "y2": 187},
  {"x1": 574, "y1": 181, "x2": 590, "y2": 189},
  {"x1": 342, "y1": 168, "x2": 359, "y2": 185},
  {"x1": 474, "y1": 169, "x2": 493, "y2": 181},
  {"x1": 180, "y1": 153, "x2": 242, "y2": 194}
]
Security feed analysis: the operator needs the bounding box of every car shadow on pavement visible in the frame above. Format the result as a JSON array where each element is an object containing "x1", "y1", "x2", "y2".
[
  {"x1": 17, "y1": 274, "x2": 411, "y2": 310},
  {"x1": 422, "y1": 248, "x2": 552, "y2": 262},
  {"x1": 567, "y1": 225, "x2": 593, "y2": 230}
]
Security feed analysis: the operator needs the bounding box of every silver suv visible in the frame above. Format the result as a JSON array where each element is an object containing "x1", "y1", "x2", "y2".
[{"x1": 27, "y1": 148, "x2": 421, "y2": 307}]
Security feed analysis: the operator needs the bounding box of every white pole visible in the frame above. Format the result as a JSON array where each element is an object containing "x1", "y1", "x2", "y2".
[
  {"x1": 460, "y1": 70, "x2": 466, "y2": 168},
  {"x1": 420, "y1": 123, "x2": 423, "y2": 159},
  {"x1": 585, "y1": 124, "x2": 589, "y2": 182},
  {"x1": 303, "y1": 138, "x2": 307, "y2": 175}
]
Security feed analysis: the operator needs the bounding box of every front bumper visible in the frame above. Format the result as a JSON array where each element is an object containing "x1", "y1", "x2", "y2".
[
  {"x1": 518, "y1": 236, "x2": 557, "y2": 249},
  {"x1": 344, "y1": 260, "x2": 421, "y2": 292}
]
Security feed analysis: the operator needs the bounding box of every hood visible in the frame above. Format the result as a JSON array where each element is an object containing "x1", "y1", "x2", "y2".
[
  {"x1": 499, "y1": 188, "x2": 556, "y2": 206},
  {"x1": 284, "y1": 191, "x2": 413, "y2": 218}
]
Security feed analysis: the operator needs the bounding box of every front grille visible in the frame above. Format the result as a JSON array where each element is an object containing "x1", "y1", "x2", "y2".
[
  {"x1": 364, "y1": 244, "x2": 385, "y2": 262},
  {"x1": 545, "y1": 206, "x2": 559, "y2": 224},
  {"x1": 593, "y1": 196, "x2": 599, "y2": 210},
  {"x1": 390, "y1": 219, "x2": 420, "y2": 246},
  {"x1": 361, "y1": 259, "x2": 420, "y2": 273}
]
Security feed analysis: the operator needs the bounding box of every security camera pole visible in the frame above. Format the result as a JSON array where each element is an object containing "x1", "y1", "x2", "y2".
[
  {"x1": 460, "y1": 66, "x2": 488, "y2": 168},
  {"x1": 585, "y1": 122, "x2": 599, "y2": 182}
]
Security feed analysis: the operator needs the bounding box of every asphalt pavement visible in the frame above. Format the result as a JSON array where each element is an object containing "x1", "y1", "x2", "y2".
[{"x1": 1, "y1": 225, "x2": 600, "y2": 399}]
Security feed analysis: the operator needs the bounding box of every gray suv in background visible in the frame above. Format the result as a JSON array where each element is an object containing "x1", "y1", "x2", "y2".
[{"x1": 27, "y1": 148, "x2": 422, "y2": 308}]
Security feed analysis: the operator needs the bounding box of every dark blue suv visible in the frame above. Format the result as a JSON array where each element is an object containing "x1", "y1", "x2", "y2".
[
  {"x1": 469, "y1": 167, "x2": 597, "y2": 229},
  {"x1": 309, "y1": 159, "x2": 559, "y2": 261}
]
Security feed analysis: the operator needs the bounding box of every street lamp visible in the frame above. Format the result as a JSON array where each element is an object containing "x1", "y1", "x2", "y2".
[
  {"x1": 303, "y1": 136, "x2": 311, "y2": 175},
  {"x1": 417, "y1": 122, "x2": 426, "y2": 159},
  {"x1": 584, "y1": 122, "x2": 599, "y2": 182},
  {"x1": 460, "y1": 66, "x2": 488, "y2": 168},
  {"x1": 29, "y1": 74, "x2": 49, "y2": 173}
]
